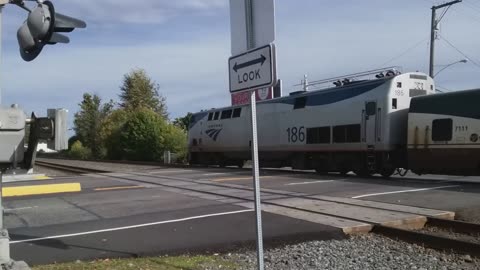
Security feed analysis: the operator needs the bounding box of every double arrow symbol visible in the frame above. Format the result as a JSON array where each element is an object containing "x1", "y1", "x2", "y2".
[{"x1": 233, "y1": 54, "x2": 267, "y2": 73}]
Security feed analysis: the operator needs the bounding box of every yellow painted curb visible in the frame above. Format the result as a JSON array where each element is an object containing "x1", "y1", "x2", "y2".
[
  {"x1": 34, "y1": 176, "x2": 51, "y2": 180},
  {"x1": 3, "y1": 183, "x2": 82, "y2": 197}
]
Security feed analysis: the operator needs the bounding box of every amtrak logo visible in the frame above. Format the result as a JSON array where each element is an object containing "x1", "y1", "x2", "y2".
[
  {"x1": 206, "y1": 129, "x2": 223, "y2": 141},
  {"x1": 471, "y1": 133, "x2": 478, "y2": 143}
]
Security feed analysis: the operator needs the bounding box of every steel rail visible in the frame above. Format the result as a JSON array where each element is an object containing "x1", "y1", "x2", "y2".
[
  {"x1": 35, "y1": 160, "x2": 110, "y2": 174},
  {"x1": 373, "y1": 225, "x2": 480, "y2": 257}
]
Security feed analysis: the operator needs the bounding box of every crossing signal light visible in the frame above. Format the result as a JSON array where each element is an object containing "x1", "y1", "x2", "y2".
[{"x1": 17, "y1": 1, "x2": 86, "y2": 62}]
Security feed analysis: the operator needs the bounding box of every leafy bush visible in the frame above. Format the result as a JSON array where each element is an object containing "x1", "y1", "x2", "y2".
[
  {"x1": 163, "y1": 124, "x2": 188, "y2": 163},
  {"x1": 69, "y1": 141, "x2": 92, "y2": 160},
  {"x1": 119, "y1": 109, "x2": 167, "y2": 161}
]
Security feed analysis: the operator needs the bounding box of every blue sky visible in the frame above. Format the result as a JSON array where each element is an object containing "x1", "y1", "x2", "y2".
[{"x1": 1, "y1": 0, "x2": 480, "y2": 126}]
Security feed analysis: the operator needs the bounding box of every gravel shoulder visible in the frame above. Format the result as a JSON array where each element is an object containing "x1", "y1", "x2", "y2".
[
  {"x1": 231, "y1": 234, "x2": 480, "y2": 270},
  {"x1": 32, "y1": 235, "x2": 480, "y2": 270}
]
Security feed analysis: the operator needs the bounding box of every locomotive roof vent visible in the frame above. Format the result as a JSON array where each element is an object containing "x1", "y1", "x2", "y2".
[
  {"x1": 375, "y1": 69, "x2": 401, "y2": 79},
  {"x1": 294, "y1": 66, "x2": 403, "y2": 92},
  {"x1": 290, "y1": 90, "x2": 307, "y2": 96}
]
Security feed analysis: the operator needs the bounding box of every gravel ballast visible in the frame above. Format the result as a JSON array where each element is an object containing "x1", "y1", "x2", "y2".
[{"x1": 229, "y1": 234, "x2": 480, "y2": 270}]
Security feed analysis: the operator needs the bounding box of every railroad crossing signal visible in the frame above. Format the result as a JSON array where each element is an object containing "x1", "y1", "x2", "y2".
[{"x1": 17, "y1": 0, "x2": 86, "y2": 62}]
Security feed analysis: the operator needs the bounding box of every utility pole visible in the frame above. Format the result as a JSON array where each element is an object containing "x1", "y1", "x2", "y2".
[{"x1": 429, "y1": 0, "x2": 462, "y2": 78}]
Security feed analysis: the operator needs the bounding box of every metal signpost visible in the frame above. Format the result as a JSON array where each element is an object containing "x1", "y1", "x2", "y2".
[{"x1": 229, "y1": 1, "x2": 276, "y2": 269}]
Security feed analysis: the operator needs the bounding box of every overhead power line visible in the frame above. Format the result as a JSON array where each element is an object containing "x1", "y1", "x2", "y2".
[
  {"x1": 464, "y1": 0, "x2": 480, "y2": 13},
  {"x1": 451, "y1": 5, "x2": 480, "y2": 24},
  {"x1": 439, "y1": 34, "x2": 480, "y2": 70},
  {"x1": 376, "y1": 38, "x2": 429, "y2": 68}
]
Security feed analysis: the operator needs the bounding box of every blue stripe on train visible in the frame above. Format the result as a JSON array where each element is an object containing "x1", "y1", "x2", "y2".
[
  {"x1": 190, "y1": 78, "x2": 389, "y2": 129},
  {"x1": 272, "y1": 79, "x2": 387, "y2": 106}
]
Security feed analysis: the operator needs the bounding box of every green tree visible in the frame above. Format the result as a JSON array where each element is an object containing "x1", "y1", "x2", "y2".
[
  {"x1": 73, "y1": 93, "x2": 114, "y2": 159},
  {"x1": 119, "y1": 108, "x2": 167, "y2": 161},
  {"x1": 68, "y1": 135, "x2": 80, "y2": 150},
  {"x1": 163, "y1": 124, "x2": 188, "y2": 163},
  {"x1": 173, "y1": 112, "x2": 193, "y2": 131},
  {"x1": 101, "y1": 109, "x2": 129, "y2": 160},
  {"x1": 119, "y1": 69, "x2": 168, "y2": 119}
]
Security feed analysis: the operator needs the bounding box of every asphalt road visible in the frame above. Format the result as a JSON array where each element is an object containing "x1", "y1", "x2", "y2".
[
  {"x1": 4, "y1": 165, "x2": 480, "y2": 265},
  {"x1": 3, "y1": 172, "x2": 343, "y2": 265}
]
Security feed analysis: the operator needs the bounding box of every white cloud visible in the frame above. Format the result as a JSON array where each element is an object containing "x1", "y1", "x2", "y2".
[{"x1": 53, "y1": 0, "x2": 227, "y2": 25}]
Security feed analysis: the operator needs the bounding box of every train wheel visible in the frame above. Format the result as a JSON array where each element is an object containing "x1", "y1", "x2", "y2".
[
  {"x1": 354, "y1": 169, "x2": 371, "y2": 178},
  {"x1": 315, "y1": 168, "x2": 329, "y2": 175},
  {"x1": 380, "y1": 168, "x2": 395, "y2": 178},
  {"x1": 237, "y1": 161, "x2": 244, "y2": 169}
]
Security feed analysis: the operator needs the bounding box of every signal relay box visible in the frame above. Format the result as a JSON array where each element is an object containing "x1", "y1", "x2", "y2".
[{"x1": 0, "y1": 105, "x2": 26, "y2": 168}]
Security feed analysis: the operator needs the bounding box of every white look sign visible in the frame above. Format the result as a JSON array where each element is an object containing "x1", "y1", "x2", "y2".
[{"x1": 229, "y1": 44, "x2": 275, "y2": 93}]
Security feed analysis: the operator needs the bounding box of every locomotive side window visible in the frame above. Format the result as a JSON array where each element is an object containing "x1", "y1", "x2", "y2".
[
  {"x1": 232, "y1": 108, "x2": 242, "y2": 118},
  {"x1": 294, "y1": 97, "x2": 307, "y2": 109},
  {"x1": 410, "y1": 89, "x2": 427, "y2": 97},
  {"x1": 392, "y1": 98, "x2": 397, "y2": 110},
  {"x1": 346, "y1": 124, "x2": 361, "y2": 142},
  {"x1": 213, "y1": 111, "x2": 220, "y2": 120},
  {"x1": 333, "y1": 124, "x2": 361, "y2": 143},
  {"x1": 366, "y1": 102, "x2": 376, "y2": 116},
  {"x1": 221, "y1": 109, "x2": 233, "y2": 119},
  {"x1": 432, "y1": 119, "x2": 453, "y2": 141},
  {"x1": 208, "y1": 113, "x2": 213, "y2": 121},
  {"x1": 307, "y1": 127, "x2": 331, "y2": 144},
  {"x1": 333, "y1": 126, "x2": 346, "y2": 143}
]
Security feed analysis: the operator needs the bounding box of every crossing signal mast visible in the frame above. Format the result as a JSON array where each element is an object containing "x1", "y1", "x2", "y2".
[
  {"x1": 15, "y1": 0, "x2": 86, "y2": 61},
  {"x1": 0, "y1": 1, "x2": 85, "y2": 269}
]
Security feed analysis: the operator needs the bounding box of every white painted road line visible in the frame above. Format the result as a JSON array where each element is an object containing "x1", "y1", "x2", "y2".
[
  {"x1": 10, "y1": 209, "x2": 254, "y2": 244},
  {"x1": 150, "y1": 169, "x2": 194, "y2": 174},
  {"x1": 203, "y1": 173, "x2": 228, "y2": 176},
  {"x1": 286, "y1": 180, "x2": 340, "y2": 186},
  {"x1": 351, "y1": 185, "x2": 461, "y2": 199},
  {"x1": 4, "y1": 206, "x2": 38, "y2": 212}
]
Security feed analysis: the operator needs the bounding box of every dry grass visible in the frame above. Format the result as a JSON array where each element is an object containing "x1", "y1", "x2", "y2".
[{"x1": 33, "y1": 255, "x2": 240, "y2": 270}]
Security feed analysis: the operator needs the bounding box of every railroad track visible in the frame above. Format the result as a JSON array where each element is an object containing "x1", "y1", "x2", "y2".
[
  {"x1": 35, "y1": 159, "x2": 480, "y2": 257},
  {"x1": 35, "y1": 160, "x2": 111, "y2": 174},
  {"x1": 375, "y1": 218, "x2": 480, "y2": 257}
]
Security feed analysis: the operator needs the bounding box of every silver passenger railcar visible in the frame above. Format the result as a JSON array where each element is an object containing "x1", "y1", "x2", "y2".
[{"x1": 408, "y1": 88, "x2": 480, "y2": 176}]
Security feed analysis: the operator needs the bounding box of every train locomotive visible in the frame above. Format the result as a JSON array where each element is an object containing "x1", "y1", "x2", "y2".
[{"x1": 188, "y1": 68, "x2": 480, "y2": 177}]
